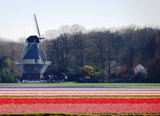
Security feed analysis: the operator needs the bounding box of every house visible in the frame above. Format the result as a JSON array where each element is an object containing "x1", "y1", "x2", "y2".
[{"x1": 43, "y1": 70, "x2": 67, "y2": 83}]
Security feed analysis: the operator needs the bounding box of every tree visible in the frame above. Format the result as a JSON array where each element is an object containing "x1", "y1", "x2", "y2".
[
  {"x1": 0, "y1": 56, "x2": 15, "y2": 83},
  {"x1": 72, "y1": 32, "x2": 84, "y2": 72},
  {"x1": 92, "y1": 31, "x2": 107, "y2": 70},
  {"x1": 121, "y1": 27, "x2": 137, "y2": 68},
  {"x1": 48, "y1": 33, "x2": 69, "y2": 73},
  {"x1": 79, "y1": 65, "x2": 94, "y2": 82}
]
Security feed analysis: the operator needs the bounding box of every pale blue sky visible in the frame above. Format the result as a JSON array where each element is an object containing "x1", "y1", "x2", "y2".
[{"x1": 0, "y1": 0, "x2": 160, "y2": 40}]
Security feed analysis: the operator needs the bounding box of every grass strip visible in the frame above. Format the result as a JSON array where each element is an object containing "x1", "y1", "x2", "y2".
[{"x1": 0, "y1": 82, "x2": 160, "y2": 86}]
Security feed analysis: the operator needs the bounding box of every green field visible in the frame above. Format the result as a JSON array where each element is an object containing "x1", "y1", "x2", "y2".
[{"x1": 0, "y1": 82, "x2": 160, "y2": 86}]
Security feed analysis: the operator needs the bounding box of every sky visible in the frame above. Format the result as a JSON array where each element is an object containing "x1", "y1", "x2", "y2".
[{"x1": 0, "y1": 0, "x2": 160, "y2": 41}]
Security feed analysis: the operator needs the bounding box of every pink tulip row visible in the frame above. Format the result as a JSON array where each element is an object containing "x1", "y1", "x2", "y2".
[
  {"x1": 1, "y1": 90, "x2": 160, "y2": 97},
  {"x1": 0, "y1": 104, "x2": 160, "y2": 114}
]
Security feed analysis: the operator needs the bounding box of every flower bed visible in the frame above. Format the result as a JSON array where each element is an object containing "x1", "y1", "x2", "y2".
[
  {"x1": 0, "y1": 85, "x2": 160, "y2": 115},
  {"x1": 0, "y1": 97, "x2": 160, "y2": 114},
  {"x1": 0, "y1": 104, "x2": 160, "y2": 114}
]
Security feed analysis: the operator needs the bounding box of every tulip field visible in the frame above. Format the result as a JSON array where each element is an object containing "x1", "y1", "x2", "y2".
[{"x1": 0, "y1": 83, "x2": 160, "y2": 116}]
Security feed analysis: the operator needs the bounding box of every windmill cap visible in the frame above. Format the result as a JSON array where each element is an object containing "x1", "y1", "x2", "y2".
[{"x1": 26, "y1": 35, "x2": 39, "y2": 43}]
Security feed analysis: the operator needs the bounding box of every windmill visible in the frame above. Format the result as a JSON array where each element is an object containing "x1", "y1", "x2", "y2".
[{"x1": 15, "y1": 14, "x2": 52, "y2": 82}]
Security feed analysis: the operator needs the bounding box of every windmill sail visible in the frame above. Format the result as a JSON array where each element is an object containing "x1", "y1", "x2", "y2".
[{"x1": 34, "y1": 14, "x2": 41, "y2": 38}]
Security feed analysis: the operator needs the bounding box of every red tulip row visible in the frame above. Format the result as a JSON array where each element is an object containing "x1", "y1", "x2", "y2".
[
  {"x1": 0, "y1": 104, "x2": 160, "y2": 114},
  {"x1": 0, "y1": 97, "x2": 160, "y2": 104}
]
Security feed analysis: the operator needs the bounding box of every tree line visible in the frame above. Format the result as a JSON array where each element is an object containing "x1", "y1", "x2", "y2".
[{"x1": 0, "y1": 26, "x2": 160, "y2": 83}]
